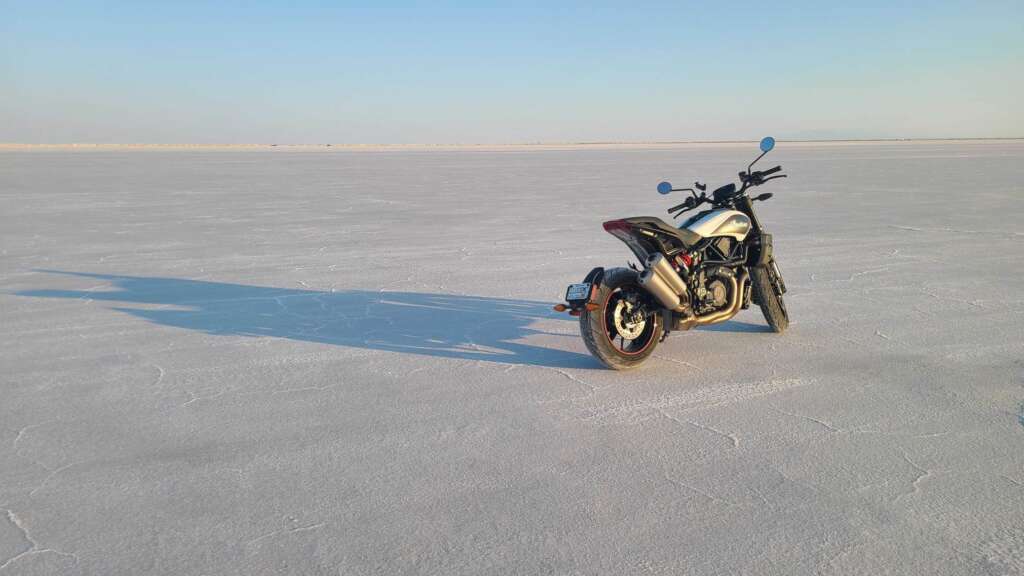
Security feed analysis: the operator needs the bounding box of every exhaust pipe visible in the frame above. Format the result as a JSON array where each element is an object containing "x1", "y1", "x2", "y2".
[
  {"x1": 646, "y1": 253, "x2": 687, "y2": 295},
  {"x1": 637, "y1": 254, "x2": 749, "y2": 328},
  {"x1": 638, "y1": 268, "x2": 684, "y2": 311},
  {"x1": 637, "y1": 253, "x2": 689, "y2": 312}
]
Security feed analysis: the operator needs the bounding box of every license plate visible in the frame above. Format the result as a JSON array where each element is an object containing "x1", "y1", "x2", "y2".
[{"x1": 565, "y1": 283, "x2": 591, "y2": 302}]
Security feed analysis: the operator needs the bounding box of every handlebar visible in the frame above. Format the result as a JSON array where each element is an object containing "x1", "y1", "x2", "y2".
[
  {"x1": 668, "y1": 196, "x2": 697, "y2": 212},
  {"x1": 740, "y1": 165, "x2": 786, "y2": 188},
  {"x1": 668, "y1": 162, "x2": 785, "y2": 216},
  {"x1": 667, "y1": 194, "x2": 709, "y2": 216},
  {"x1": 742, "y1": 165, "x2": 782, "y2": 181}
]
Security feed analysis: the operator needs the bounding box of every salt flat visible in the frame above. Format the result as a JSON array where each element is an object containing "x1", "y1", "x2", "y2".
[{"x1": 1, "y1": 141, "x2": 1022, "y2": 575}]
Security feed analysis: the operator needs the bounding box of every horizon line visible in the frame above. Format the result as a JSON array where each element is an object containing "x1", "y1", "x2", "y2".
[{"x1": 2, "y1": 137, "x2": 1023, "y2": 150}]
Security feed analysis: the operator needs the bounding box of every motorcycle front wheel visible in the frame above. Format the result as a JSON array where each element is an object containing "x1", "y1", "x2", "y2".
[
  {"x1": 580, "y1": 267, "x2": 662, "y2": 370},
  {"x1": 751, "y1": 260, "x2": 789, "y2": 333}
]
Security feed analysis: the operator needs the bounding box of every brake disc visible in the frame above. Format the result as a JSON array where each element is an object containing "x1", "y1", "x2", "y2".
[{"x1": 613, "y1": 299, "x2": 645, "y2": 339}]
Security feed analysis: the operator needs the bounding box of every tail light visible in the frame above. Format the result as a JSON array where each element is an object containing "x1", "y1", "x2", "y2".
[
  {"x1": 602, "y1": 220, "x2": 631, "y2": 233},
  {"x1": 602, "y1": 219, "x2": 632, "y2": 240}
]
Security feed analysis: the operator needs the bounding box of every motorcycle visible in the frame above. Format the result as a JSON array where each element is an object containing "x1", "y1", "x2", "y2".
[{"x1": 555, "y1": 137, "x2": 790, "y2": 369}]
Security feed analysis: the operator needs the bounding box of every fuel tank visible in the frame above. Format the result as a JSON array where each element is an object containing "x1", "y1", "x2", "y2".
[{"x1": 682, "y1": 209, "x2": 751, "y2": 240}]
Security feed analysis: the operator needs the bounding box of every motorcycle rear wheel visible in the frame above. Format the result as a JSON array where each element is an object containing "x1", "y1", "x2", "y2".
[{"x1": 580, "y1": 267, "x2": 662, "y2": 370}]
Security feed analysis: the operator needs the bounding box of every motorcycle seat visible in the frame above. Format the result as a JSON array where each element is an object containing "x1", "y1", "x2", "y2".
[{"x1": 622, "y1": 216, "x2": 702, "y2": 246}]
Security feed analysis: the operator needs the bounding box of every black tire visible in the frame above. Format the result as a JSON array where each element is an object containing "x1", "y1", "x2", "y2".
[
  {"x1": 750, "y1": 262, "x2": 789, "y2": 333},
  {"x1": 579, "y1": 267, "x2": 662, "y2": 370}
]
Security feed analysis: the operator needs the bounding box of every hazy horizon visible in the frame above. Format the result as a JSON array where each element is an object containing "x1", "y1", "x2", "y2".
[
  {"x1": 3, "y1": 1, "x2": 1022, "y2": 144},
  {"x1": 4, "y1": 138, "x2": 1024, "y2": 148}
]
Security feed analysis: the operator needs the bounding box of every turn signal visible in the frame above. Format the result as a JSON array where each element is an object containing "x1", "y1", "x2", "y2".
[{"x1": 553, "y1": 304, "x2": 568, "y2": 312}]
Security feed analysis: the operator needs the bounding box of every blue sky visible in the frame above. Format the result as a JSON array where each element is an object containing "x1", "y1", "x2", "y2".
[{"x1": 2, "y1": 1, "x2": 1022, "y2": 143}]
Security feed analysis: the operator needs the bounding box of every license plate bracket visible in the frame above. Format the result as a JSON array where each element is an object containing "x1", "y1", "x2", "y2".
[{"x1": 565, "y1": 283, "x2": 591, "y2": 302}]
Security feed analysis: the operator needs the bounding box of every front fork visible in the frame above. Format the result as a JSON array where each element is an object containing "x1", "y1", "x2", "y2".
[{"x1": 769, "y1": 259, "x2": 787, "y2": 294}]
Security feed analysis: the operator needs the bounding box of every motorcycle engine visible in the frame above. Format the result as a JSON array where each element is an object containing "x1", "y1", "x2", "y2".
[
  {"x1": 706, "y1": 278, "x2": 729, "y2": 309},
  {"x1": 693, "y1": 271, "x2": 730, "y2": 313}
]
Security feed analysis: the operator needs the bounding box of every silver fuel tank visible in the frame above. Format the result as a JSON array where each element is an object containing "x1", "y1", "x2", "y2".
[{"x1": 682, "y1": 209, "x2": 751, "y2": 240}]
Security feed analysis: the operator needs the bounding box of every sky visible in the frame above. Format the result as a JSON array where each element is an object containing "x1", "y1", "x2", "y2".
[{"x1": 2, "y1": 1, "x2": 1022, "y2": 144}]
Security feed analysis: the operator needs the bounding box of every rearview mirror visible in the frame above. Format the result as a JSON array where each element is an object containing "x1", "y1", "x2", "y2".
[
  {"x1": 759, "y1": 137, "x2": 775, "y2": 153},
  {"x1": 657, "y1": 181, "x2": 673, "y2": 195}
]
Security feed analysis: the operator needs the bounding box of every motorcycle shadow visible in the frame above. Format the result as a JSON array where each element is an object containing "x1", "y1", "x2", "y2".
[
  {"x1": 18, "y1": 270, "x2": 600, "y2": 369},
  {"x1": 696, "y1": 320, "x2": 773, "y2": 333}
]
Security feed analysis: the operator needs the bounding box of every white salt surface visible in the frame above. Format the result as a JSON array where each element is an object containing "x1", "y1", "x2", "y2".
[{"x1": 1, "y1": 141, "x2": 1022, "y2": 574}]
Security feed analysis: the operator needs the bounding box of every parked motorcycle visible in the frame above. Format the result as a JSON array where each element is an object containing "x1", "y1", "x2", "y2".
[{"x1": 555, "y1": 137, "x2": 789, "y2": 369}]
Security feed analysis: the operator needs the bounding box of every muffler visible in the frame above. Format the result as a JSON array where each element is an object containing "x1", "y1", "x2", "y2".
[
  {"x1": 637, "y1": 253, "x2": 688, "y2": 312},
  {"x1": 646, "y1": 253, "x2": 687, "y2": 294},
  {"x1": 637, "y1": 255, "x2": 749, "y2": 328}
]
